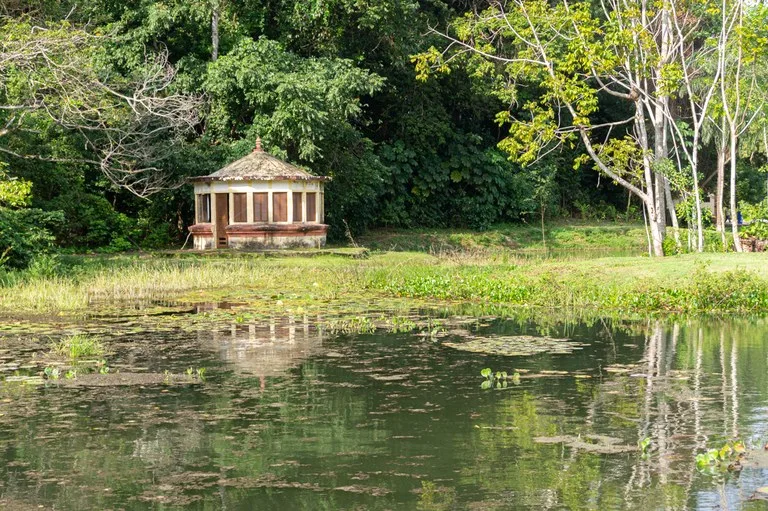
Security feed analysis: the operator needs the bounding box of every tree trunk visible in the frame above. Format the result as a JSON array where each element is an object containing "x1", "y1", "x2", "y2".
[
  {"x1": 729, "y1": 128, "x2": 742, "y2": 252},
  {"x1": 211, "y1": 1, "x2": 220, "y2": 61},
  {"x1": 652, "y1": 8, "x2": 671, "y2": 241},
  {"x1": 654, "y1": 169, "x2": 666, "y2": 238},
  {"x1": 715, "y1": 144, "x2": 726, "y2": 248},
  {"x1": 649, "y1": 206, "x2": 664, "y2": 256},
  {"x1": 691, "y1": 145, "x2": 704, "y2": 252},
  {"x1": 643, "y1": 201, "x2": 665, "y2": 257},
  {"x1": 664, "y1": 177, "x2": 681, "y2": 249},
  {"x1": 637, "y1": 107, "x2": 665, "y2": 257}
]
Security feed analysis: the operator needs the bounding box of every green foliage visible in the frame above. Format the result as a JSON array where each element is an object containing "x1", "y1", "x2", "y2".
[
  {"x1": 50, "y1": 334, "x2": 105, "y2": 359},
  {"x1": 323, "y1": 316, "x2": 376, "y2": 334},
  {"x1": 0, "y1": 206, "x2": 63, "y2": 269},
  {"x1": 43, "y1": 366, "x2": 61, "y2": 380},
  {"x1": 479, "y1": 367, "x2": 519, "y2": 389},
  {"x1": 26, "y1": 254, "x2": 63, "y2": 279},
  {"x1": 46, "y1": 191, "x2": 136, "y2": 249},
  {"x1": 675, "y1": 195, "x2": 713, "y2": 227},
  {"x1": 638, "y1": 437, "x2": 651, "y2": 456},
  {"x1": 0, "y1": 174, "x2": 32, "y2": 208},
  {"x1": 378, "y1": 133, "x2": 540, "y2": 230},
  {"x1": 740, "y1": 199, "x2": 768, "y2": 239},
  {"x1": 0, "y1": 163, "x2": 62, "y2": 269},
  {"x1": 695, "y1": 439, "x2": 745, "y2": 474},
  {"x1": 1, "y1": 0, "x2": 752, "y2": 252},
  {"x1": 205, "y1": 37, "x2": 384, "y2": 161},
  {"x1": 185, "y1": 367, "x2": 206, "y2": 381},
  {"x1": 375, "y1": 262, "x2": 768, "y2": 314}
]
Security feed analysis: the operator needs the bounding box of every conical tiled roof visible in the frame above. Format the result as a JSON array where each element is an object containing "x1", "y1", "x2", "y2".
[{"x1": 191, "y1": 138, "x2": 330, "y2": 182}]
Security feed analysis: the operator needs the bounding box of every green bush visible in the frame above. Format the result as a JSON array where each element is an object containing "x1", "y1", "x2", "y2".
[
  {"x1": 740, "y1": 199, "x2": 768, "y2": 240},
  {"x1": 46, "y1": 191, "x2": 137, "y2": 249},
  {"x1": 26, "y1": 253, "x2": 63, "y2": 279},
  {"x1": 0, "y1": 208, "x2": 63, "y2": 269}
]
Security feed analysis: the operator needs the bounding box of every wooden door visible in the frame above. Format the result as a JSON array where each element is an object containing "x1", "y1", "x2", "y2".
[{"x1": 215, "y1": 193, "x2": 229, "y2": 248}]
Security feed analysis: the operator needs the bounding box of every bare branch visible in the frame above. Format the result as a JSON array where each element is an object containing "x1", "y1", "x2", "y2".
[{"x1": 0, "y1": 20, "x2": 203, "y2": 197}]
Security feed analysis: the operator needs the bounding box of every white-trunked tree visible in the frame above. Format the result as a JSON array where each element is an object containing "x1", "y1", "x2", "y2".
[{"x1": 415, "y1": 0, "x2": 763, "y2": 256}]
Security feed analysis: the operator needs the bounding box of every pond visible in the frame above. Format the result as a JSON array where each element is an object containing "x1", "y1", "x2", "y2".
[{"x1": 1, "y1": 307, "x2": 768, "y2": 510}]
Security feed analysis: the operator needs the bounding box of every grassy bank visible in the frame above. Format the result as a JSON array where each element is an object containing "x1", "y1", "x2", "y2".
[
  {"x1": 357, "y1": 221, "x2": 650, "y2": 254},
  {"x1": 2, "y1": 249, "x2": 768, "y2": 316}
]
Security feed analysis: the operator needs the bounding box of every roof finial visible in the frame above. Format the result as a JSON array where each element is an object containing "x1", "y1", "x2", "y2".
[{"x1": 254, "y1": 136, "x2": 263, "y2": 153}]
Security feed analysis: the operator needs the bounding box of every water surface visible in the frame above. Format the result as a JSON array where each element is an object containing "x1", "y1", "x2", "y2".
[{"x1": 1, "y1": 311, "x2": 768, "y2": 510}]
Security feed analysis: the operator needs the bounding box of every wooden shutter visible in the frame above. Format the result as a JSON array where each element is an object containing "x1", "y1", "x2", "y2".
[
  {"x1": 233, "y1": 193, "x2": 247, "y2": 222},
  {"x1": 253, "y1": 193, "x2": 268, "y2": 222},
  {"x1": 293, "y1": 192, "x2": 303, "y2": 223},
  {"x1": 305, "y1": 193, "x2": 316, "y2": 222},
  {"x1": 273, "y1": 192, "x2": 287, "y2": 222}
]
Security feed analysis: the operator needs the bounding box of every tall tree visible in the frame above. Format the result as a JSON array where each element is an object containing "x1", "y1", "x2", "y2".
[
  {"x1": 0, "y1": 19, "x2": 202, "y2": 196},
  {"x1": 415, "y1": 0, "x2": 697, "y2": 255}
]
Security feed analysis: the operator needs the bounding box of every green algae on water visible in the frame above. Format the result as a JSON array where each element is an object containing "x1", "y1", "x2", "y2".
[{"x1": 443, "y1": 335, "x2": 586, "y2": 356}]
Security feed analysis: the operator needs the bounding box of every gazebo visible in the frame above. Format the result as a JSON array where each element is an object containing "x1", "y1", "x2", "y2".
[{"x1": 188, "y1": 138, "x2": 330, "y2": 250}]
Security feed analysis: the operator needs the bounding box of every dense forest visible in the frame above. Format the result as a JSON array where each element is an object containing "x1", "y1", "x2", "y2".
[{"x1": 1, "y1": 0, "x2": 767, "y2": 266}]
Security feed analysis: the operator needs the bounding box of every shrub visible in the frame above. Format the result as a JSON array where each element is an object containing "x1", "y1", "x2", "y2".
[
  {"x1": 740, "y1": 199, "x2": 768, "y2": 240},
  {"x1": 0, "y1": 207, "x2": 63, "y2": 269},
  {"x1": 26, "y1": 253, "x2": 62, "y2": 279}
]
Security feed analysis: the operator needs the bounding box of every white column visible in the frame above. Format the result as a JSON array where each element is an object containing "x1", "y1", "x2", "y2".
[
  {"x1": 287, "y1": 189, "x2": 294, "y2": 223},
  {"x1": 246, "y1": 189, "x2": 254, "y2": 223}
]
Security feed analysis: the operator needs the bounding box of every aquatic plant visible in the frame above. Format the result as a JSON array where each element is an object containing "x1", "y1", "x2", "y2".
[
  {"x1": 43, "y1": 366, "x2": 60, "y2": 380},
  {"x1": 695, "y1": 440, "x2": 745, "y2": 473},
  {"x1": 323, "y1": 316, "x2": 376, "y2": 334},
  {"x1": 50, "y1": 334, "x2": 105, "y2": 359},
  {"x1": 386, "y1": 316, "x2": 417, "y2": 333},
  {"x1": 185, "y1": 367, "x2": 207, "y2": 381},
  {"x1": 638, "y1": 437, "x2": 651, "y2": 458},
  {"x1": 480, "y1": 367, "x2": 520, "y2": 389},
  {"x1": 424, "y1": 319, "x2": 445, "y2": 339},
  {"x1": 446, "y1": 335, "x2": 585, "y2": 356}
]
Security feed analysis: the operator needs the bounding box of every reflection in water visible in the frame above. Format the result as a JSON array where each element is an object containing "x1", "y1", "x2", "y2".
[
  {"x1": 203, "y1": 315, "x2": 324, "y2": 377},
  {"x1": 2, "y1": 315, "x2": 768, "y2": 509}
]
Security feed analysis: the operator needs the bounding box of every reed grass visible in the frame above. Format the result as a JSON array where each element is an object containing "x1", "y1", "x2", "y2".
[
  {"x1": 51, "y1": 333, "x2": 105, "y2": 358},
  {"x1": 2, "y1": 251, "x2": 768, "y2": 316}
]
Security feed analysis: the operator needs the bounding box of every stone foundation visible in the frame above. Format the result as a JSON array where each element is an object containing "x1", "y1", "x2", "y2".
[
  {"x1": 193, "y1": 236, "x2": 215, "y2": 250},
  {"x1": 226, "y1": 223, "x2": 327, "y2": 249},
  {"x1": 227, "y1": 234, "x2": 326, "y2": 249},
  {"x1": 189, "y1": 223, "x2": 215, "y2": 250},
  {"x1": 189, "y1": 223, "x2": 328, "y2": 250}
]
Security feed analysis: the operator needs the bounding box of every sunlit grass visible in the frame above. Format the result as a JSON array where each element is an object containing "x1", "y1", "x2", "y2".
[
  {"x1": 50, "y1": 333, "x2": 105, "y2": 359},
  {"x1": 2, "y1": 251, "x2": 768, "y2": 315}
]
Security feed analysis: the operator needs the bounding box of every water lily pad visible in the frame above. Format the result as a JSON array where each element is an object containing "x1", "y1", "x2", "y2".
[
  {"x1": 443, "y1": 335, "x2": 586, "y2": 356},
  {"x1": 533, "y1": 434, "x2": 637, "y2": 454},
  {"x1": 55, "y1": 373, "x2": 204, "y2": 387}
]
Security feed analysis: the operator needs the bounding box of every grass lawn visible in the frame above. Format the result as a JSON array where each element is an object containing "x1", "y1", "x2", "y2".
[{"x1": 357, "y1": 221, "x2": 650, "y2": 253}]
